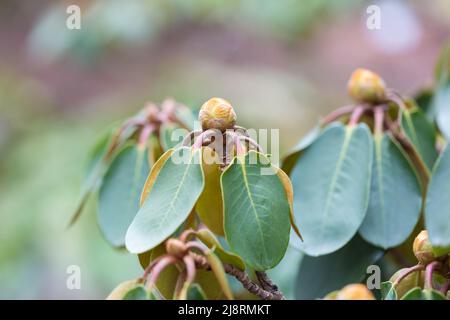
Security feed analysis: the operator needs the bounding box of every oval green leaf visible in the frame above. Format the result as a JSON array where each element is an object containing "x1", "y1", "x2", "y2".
[
  {"x1": 290, "y1": 123, "x2": 373, "y2": 256},
  {"x1": 401, "y1": 108, "x2": 438, "y2": 170},
  {"x1": 425, "y1": 143, "x2": 450, "y2": 248},
  {"x1": 295, "y1": 235, "x2": 384, "y2": 299},
  {"x1": 123, "y1": 285, "x2": 150, "y2": 300},
  {"x1": 98, "y1": 144, "x2": 150, "y2": 247},
  {"x1": 380, "y1": 281, "x2": 397, "y2": 300},
  {"x1": 359, "y1": 133, "x2": 422, "y2": 249},
  {"x1": 221, "y1": 151, "x2": 290, "y2": 271},
  {"x1": 159, "y1": 122, "x2": 183, "y2": 151},
  {"x1": 434, "y1": 84, "x2": 450, "y2": 140},
  {"x1": 282, "y1": 124, "x2": 321, "y2": 175},
  {"x1": 140, "y1": 148, "x2": 174, "y2": 206},
  {"x1": 125, "y1": 147, "x2": 204, "y2": 253}
]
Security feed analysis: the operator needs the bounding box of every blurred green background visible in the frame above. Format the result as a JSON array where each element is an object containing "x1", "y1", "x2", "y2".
[{"x1": 0, "y1": 0, "x2": 449, "y2": 299}]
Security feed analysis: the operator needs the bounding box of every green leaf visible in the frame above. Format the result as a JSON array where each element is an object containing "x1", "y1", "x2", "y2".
[
  {"x1": 69, "y1": 121, "x2": 139, "y2": 226},
  {"x1": 434, "y1": 41, "x2": 450, "y2": 84},
  {"x1": 290, "y1": 123, "x2": 373, "y2": 256},
  {"x1": 266, "y1": 246, "x2": 304, "y2": 300},
  {"x1": 295, "y1": 235, "x2": 384, "y2": 300},
  {"x1": 187, "y1": 284, "x2": 207, "y2": 300},
  {"x1": 282, "y1": 125, "x2": 321, "y2": 175},
  {"x1": 126, "y1": 147, "x2": 204, "y2": 253},
  {"x1": 122, "y1": 285, "x2": 150, "y2": 300},
  {"x1": 196, "y1": 148, "x2": 225, "y2": 236},
  {"x1": 276, "y1": 167, "x2": 302, "y2": 240},
  {"x1": 380, "y1": 281, "x2": 397, "y2": 300},
  {"x1": 414, "y1": 89, "x2": 434, "y2": 116},
  {"x1": 401, "y1": 287, "x2": 446, "y2": 300},
  {"x1": 401, "y1": 108, "x2": 438, "y2": 170},
  {"x1": 433, "y1": 84, "x2": 450, "y2": 140},
  {"x1": 425, "y1": 143, "x2": 450, "y2": 248},
  {"x1": 173, "y1": 102, "x2": 196, "y2": 130},
  {"x1": 196, "y1": 228, "x2": 245, "y2": 271},
  {"x1": 106, "y1": 279, "x2": 142, "y2": 300},
  {"x1": 159, "y1": 122, "x2": 183, "y2": 151},
  {"x1": 140, "y1": 149, "x2": 174, "y2": 206},
  {"x1": 359, "y1": 134, "x2": 422, "y2": 249},
  {"x1": 98, "y1": 144, "x2": 149, "y2": 247},
  {"x1": 204, "y1": 250, "x2": 234, "y2": 300},
  {"x1": 221, "y1": 151, "x2": 291, "y2": 271}
]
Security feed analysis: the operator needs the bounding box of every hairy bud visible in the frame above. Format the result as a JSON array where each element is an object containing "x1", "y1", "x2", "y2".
[
  {"x1": 347, "y1": 68, "x2": 386, "y2": 103},
  {"x1": 336, "y1": 284, "x2": 375, "y2": 300},
  {"x1": 413, "y1": 230, "x2": 437, "y2": 265},
  {"x1": 199, "y1": 97, "x2": 237, "y2": 132}
]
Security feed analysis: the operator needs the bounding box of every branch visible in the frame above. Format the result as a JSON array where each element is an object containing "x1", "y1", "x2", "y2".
[{"x1": 191, "y1": 253, "x2": 285, "y2": 300}]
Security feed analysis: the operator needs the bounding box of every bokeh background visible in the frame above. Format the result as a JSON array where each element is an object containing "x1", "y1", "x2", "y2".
[{"x1": 1, "y1": 0, "x2": 449, "y2": 299}]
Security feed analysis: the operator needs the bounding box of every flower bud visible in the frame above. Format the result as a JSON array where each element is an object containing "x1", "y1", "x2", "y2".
[
  {"x1": 413, "y1": 230, "x2": 437, "y2": 265},
  {"x1": 165, "y1": 239, "x2": 187, "y2": 258},
  {"x1": 347, "y1": 68, "x2": 386, "y2": 103},
  {"x1": 389, "y1": 268, "x2": 424, "y2": 299},
  {"x1": 199, "y1": 98, "x2": 237, "y2": 132},
  {"x1": 336, "y1": 284, "x2": 375, "y2": 300}
]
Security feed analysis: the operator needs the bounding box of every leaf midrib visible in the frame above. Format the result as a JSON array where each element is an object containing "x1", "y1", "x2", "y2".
[
  {"x1": 155, "y1": 152, "x2": 194, "y2": 231},
  {"x1": 239, "y1": 158, "x2": 268, "y2": 261},
  {"x1": 374, "y1": 135, "x2": 387, "y2": 244},
  {"x1": 319, "y1": 126, "x2": 354, "y2": 241}
]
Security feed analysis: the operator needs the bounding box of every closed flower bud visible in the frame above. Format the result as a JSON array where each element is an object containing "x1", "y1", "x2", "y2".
[
  {"x1": 199, "y1": 98, "x2": 237, "y2": 132},
  {"x1": 336, "y1": 284, "x2": 375, "y2": 300},
  {"x1": 413, "y1": 230, "x2": 437, "y2": 265},
  {"x1": 347, "y1": 68, "x2": 386, "y2": 103},
  {"x1": 165, "y1": 239, "x2": 187, "y2": 258}
]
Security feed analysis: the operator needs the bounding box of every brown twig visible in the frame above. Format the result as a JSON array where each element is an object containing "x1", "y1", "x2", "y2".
[
  {"x1": 255, "y1": 271, "x2": 284, "y2": 300},
  {"x1": 190, "y1": 252, "x2": 285, "y2": 300}
]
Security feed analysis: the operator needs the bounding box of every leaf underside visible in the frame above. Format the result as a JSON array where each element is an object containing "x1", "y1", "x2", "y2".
[{"x1": 290, "y1": 123, "x2": 373, "y2": 256}]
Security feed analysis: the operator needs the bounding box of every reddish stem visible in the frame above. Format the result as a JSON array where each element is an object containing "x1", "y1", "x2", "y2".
[
  {"x1": 425, "y1": 261, "x2": 441, "y2": 290},
  {"x1": 348, "y1": 106, "x2": 366, "y2": 127},
  {"x1": 393, "y1": 264, "x2": 424, "y2": 286},
  {"x1": 182, "y1": 255, "x2": 197, "y2": 285},
  {"x1": 321, "y1": 105, "x2": 355, "y2": 125},
  {"x1": 373, "y1": 106, "x2": 385, "y2": 136},
  {"x1": 138, "y1": 124, "x2": 155, "y2": 149},
  {"x1": 146, "y1": 255, "x2": 179, "y2": 288}
]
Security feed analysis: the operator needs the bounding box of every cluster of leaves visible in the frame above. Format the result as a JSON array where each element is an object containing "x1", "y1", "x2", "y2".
[
  {"x1": 73, "y1": 43, "x2": 450, "y2": 300},
  {"x1": 380, "y1": 231, "x2": 449, "y2": 300},
  {"x1": 283, "y1": 44, "x2": 450, "y2": 299},
  {"x1": 73, "y1": 98, "x2": 300, "y2": 299}
]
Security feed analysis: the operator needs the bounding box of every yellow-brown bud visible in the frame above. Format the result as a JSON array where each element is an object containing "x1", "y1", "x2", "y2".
[
  {"x1": 199, "y1": 97, "x2": 237, "y2": 132},
  {"x1": 165, "y1": 239, "x2": 187, "y2": 258},
  {"x1": 413, "y1": 230, "x2": 437, "y2": 265},
  {"x1": 336, "y1": 284, "x2": 375, "y2": 300},
  {"x1": 347, "y1": 68, "x2": 386, "y2": 103}
]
